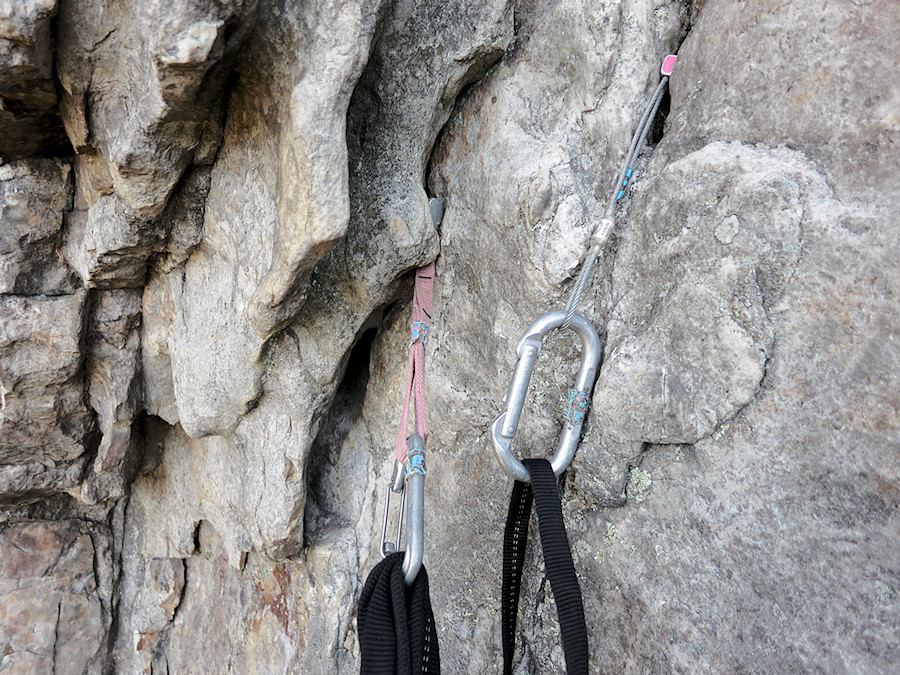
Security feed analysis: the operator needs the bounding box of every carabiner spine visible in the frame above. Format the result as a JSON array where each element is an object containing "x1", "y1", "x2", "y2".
[
  {"x1": 401, "y1": 468, "x2": 424, "y2": 585},
  {"x1": 377, "y1": 435, "x2": 426, "y2": 586},
  {"x1": 500, "y1": 335, "x2": 543, "y2": 438}
]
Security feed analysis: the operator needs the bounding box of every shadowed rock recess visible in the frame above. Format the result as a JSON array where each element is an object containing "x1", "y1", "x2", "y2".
[{"x1": 1, "y1": 0, "x2": 897, "y2": 671}]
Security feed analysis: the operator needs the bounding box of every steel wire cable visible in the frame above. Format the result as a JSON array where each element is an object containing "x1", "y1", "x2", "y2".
[{"x1": 561, "y1": 76, "x2": 670, "y2": 329}]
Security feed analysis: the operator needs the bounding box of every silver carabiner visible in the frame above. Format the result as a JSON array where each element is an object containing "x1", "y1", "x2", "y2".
[
  {"x1": 378, "y1": 434, "x2": 426, "y2": 585},
  {"x1": 490, "y1": 310, "x2": 602, "y2": 482},
  {"x1": 380, "y1": 460, "x2": 406, "y2": 556}
]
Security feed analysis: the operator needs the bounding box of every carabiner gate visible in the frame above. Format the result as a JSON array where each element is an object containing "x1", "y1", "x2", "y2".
[
  {"x1": 490, "y1": 310, "x2": 602, "y2": 482},
  {"x1": 378, "y1": 434, "x2": 426, "y2": 585}
]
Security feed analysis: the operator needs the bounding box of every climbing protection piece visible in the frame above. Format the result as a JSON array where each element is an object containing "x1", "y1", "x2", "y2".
[
  {"x1": 561, "y1": 54, "x2": 677, "y2": 329},
  {"x1": 493, "y1": 56, "x2": 677, "y2": 674},
  {"x1": 491, "y1": 311, "x2": 602, "y2": 482},
  {"x1": 359, "y1": 198, "x2": 445, "y2": 675},
  {"x1": 377, "y1": 195, "x2": 440, "y2": 586},
  {"x1": 380, "y1": 434, "x2": 425, "y2": 585}
]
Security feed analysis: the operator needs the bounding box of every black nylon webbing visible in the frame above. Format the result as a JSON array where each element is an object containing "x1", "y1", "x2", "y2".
[
  {"x1": 502, "y1": 458, "x2": 589, "y2": 675},
  {"x1": 358, "y1": 552, "x2": 441, "y2": 674}
]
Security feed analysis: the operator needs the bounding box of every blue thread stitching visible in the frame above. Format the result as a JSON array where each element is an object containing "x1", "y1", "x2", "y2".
[
  {"x1": 566, "y1": 390, "x2": 590, "y2": 425},
  {"x1": 410, "y1": 321, "x2": 430, "y2": 346},
  {"x1": 405, "y1": 449, "x2": 426, "y2": 476}
]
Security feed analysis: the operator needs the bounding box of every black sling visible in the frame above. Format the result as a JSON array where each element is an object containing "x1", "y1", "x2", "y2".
[
  {"x1": 502, "y1": 458, "x2": 589, "y2": 675},
  {"x1": 358, "y1": 552, "x2": 440, "y2": 674}
]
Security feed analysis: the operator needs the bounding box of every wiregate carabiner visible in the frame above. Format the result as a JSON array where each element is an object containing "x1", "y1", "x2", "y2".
[
  {"x1": 378, "y1": 434, "x2": 426, "y2": 585},
  {"x1": 490, "y1": 310, "x2": 602, "y2": 482}
]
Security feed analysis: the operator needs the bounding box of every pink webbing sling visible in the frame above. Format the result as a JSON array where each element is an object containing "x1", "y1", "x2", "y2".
[{"x1": 393, "y1": 261, "x2": 435, "y2": 464}]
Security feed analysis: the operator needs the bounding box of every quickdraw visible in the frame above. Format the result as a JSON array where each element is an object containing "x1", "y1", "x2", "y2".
[
  {"x1": 379, "y1": 433, "x2": 425, "y2": 585},
  {"x1": 358, "y1": 198, "x2": 445, "y2": 675},
  {"x1": 493, "y1": 56, "x2": 678, "y2": 675},
  {"x1": 359, "y1": 53, "x2": 678, "y2": 675},
  {"x1": 379, "y1": 197, "x2": 443, "y2": 586}
]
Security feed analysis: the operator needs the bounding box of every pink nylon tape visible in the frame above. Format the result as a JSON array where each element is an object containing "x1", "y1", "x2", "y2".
[
  {"x1": 661, "y1": 54, "x2": 678, "y2": 77},
  {"x1": 394, "y1": 262, "x2": 435, "y2": 463}
]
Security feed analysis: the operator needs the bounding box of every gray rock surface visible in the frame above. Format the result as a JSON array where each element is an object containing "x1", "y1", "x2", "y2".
[
  {"x1": 55, "y1": 0, "x2": 256, "y2": 288},
  {"x1": 0, "y1": 0, "x2": 897, "y2": 672},
  {"x1": 81, "y1": 289, "x2": 143, "y2": 504},
  {"x1": 0, "y1": 520, "x2": 106, "y2": 673},
  {"x1": 0, "y1": 291, "x2": 93, "y2": 500},
  {"x1": 0, "y1": 0, "x2": 70, "y2": 160},
  {"x1": 0, "y1": 158, "x2": 75, "y2": 294}
]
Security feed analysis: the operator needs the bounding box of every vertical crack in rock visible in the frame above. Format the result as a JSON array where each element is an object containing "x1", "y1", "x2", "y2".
[
  {"x1": 244, "y1": 0, "x2": 391, "y2": 342},
  {"x1": 0, "y1": 0, "x2": 72, "y2": 160},
  {"x1": 121, "y1": 0, "x2": 520, "y2": 598},
  {"x1": 51, "y1": 597, "x2": 62, "y2": 674},
  {"x1": 147, "y1": 556, "x2": 188, "y2": 671},
  {"x1": 167, "y1": 0, "x2": 387, "y2": 438},
  {"x1": 54, "y1": 0, "x2": 258, "y2": 288},
  {"x1": 304, "y1": 321, "x2": 379, "y2": 546}
]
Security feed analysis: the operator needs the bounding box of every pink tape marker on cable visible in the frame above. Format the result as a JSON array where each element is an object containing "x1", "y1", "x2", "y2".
[{"x1": 661, "y1": 54, "x2": 678, "y2": 77}]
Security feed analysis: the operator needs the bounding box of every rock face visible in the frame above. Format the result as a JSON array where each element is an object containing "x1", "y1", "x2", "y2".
[
  {"x1": 0, "y1": 0, "x2": 71, "y2": 160},
  {"x1": 0, "y1": 516, "x2": 112, "y2": 674},
  {"x1": 1, "y1": 0, "x2": 898, "y2": 672}
]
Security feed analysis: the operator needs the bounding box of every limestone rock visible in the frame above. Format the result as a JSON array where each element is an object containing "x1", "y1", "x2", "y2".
[
  {"x1": 81, "y1": 289, "x2": 143, "y2": 504},
  {"x1": 0, "y1": 158, "x2": 75, "y2": 295},
  {"x1": 0, "y1": 461, "x2": 85, "y2": 503},
  {"x1": 155, "y1": 166, "x2": 211, "y2": 273},
  {"x1": 136, "y1": 169, "x2": 210, "y2": 423},
  {"x1": 168, "y1": 0, "x2": 512, "y2": 440},
  {"x1": 0, "y1": 0, "x2": 70, "y2": 160},
  {"x1": 0, "y1": 291, "x2": 93, "y2": 475},
  {"x1": 666, "y1": 0, "x2": 900, "y2": 207},
  {"x1": 55, "y1": 0, "x2": 256, "y2": 287},
  {"x1": 141, "y1": 272, "x2": 179, "y2": 424},
  {"x1": 165, "y1": 0, "x2": 385, "y2": 438},
  {"x1": 0, "y1": 521, "x2": 105, "y2": 673},
  {"x1": 56, "y1": 0, "x2": 256, "y2": 215},
  {"x1": 0, "y1": 0, "x2": 898, "y2": 672},
  {"x1": 62, "y1": 193, "x2": 164, "y2": 289}
]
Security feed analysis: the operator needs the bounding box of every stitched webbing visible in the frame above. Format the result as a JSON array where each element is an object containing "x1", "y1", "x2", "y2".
[
  {"x1": 502, "y1": 459, "x2": 588, "y2": 675},
  {"x1": 394, "y1": 262, "x2": 435, "y2": 464}
]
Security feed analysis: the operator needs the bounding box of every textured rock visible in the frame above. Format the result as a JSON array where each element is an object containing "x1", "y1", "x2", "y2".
[
  {"x1": 0, "y1": 0, "x2": 70, "y2": 160},
  {"x1": 165, "y1": 0, "x2": 386, "y2": 438},
  {"x1": 81, "y1": 289, "x2": 143, "y2": 503},
  {"x1": 0, "y1": 0, "x2": 898, "y2": 672},
  {"x1": 666, "y1": 0, "x2": 900, "y2": 207},
  {"x1": 0, "y1": 291, "x2": 93, "y2": 489},
  {"x1": 0, "y1": 521, "x2": 105, "y2": 673},
  {"x1": 55, "y1": 0, "x2": 255, "y2": 288},
  {"x1": 403, "y1": 0, "x2": 898, "y2": 671},
  {"x1": 0, "y1": 158, "x2": 75, "y2": 294},
  {"x1": 141, "y1": 272, "x2": 179, "y2": 425},
  {"x1": 167, "y1": 0, "x2": 511, "y2": 436},
  {"x1": 55, "y1": 0, "x2": 255, "y2": 212}
]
